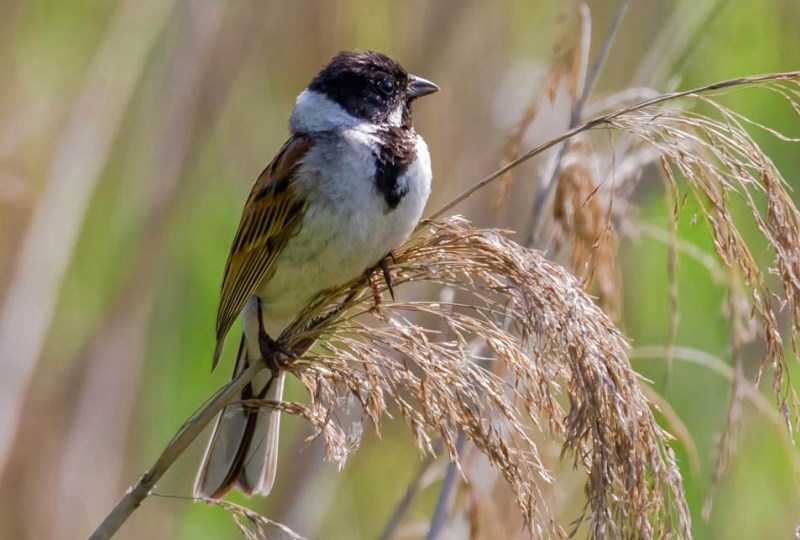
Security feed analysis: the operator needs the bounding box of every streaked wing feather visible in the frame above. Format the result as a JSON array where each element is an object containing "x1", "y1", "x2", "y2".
[{"x1": 213, "y1": 135, "x2": 313, "y2": 368}]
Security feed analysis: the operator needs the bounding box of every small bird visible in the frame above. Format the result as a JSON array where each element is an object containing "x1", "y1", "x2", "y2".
[{"x1": 194, "y1": 50, "x2": 439, "y2": 498}]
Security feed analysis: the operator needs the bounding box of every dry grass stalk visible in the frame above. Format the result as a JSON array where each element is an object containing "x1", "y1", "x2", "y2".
[
  {"x1": 609, "y1": 82, "x2": 800, "y2": 428},
  {"x1": 422, "y1": 71, "x2": 800, "y2": 536},
  {"x1": 88, "y1": 359, "x2": 267, "y2": 540},
  {"x1": 243, "y1": 216, "x2": 689, "y2": 538},
  {"x1": 545, "y1": 75, "x2": 800, "y2": 516},
  {"x1": 539, "y1": 75, "x2": 800, "y2": 507},
  {"x1": 435, "y1": 74, "x2": 800, "y2": 424},
  {"x1": 431, "y1": 73, "x2": 800, "y2": 222}
]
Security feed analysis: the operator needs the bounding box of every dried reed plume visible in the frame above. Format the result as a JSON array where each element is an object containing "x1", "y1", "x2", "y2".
[
  {"x1": 247, "y1": 216, "x2": 690, "y2": 539},
  {"x1": 441, "y1": 72, "x2": 800, "y2": 432},
  {"x1": 607, "y1": 82, "x2": 800, "y2": 509},
  {"x1": 491, "y1": 70, "x2": 800, "y2": 519},
  {"x1": 610, "y1": 87, "x2": 800, "y2": 424}
]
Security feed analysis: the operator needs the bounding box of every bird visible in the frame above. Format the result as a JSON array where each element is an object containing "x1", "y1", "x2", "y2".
[{"x1": 194, "y1": 50, "x2": 439, "y2": 499}]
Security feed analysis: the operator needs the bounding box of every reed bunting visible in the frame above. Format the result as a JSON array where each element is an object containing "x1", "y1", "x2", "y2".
[{"x1": 195, "y1": 50, "x2": 439, "y2": 498}]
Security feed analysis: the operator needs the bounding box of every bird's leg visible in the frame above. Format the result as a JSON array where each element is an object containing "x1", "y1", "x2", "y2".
[
  {"x1": 366, "y1": 252, "x2": 397, "y2": 307},
  {"x1": 380, "y1": 252, "x2": 396, "y2": 301},
  {"x1": 256, "y1": 298, "x2": 296, "y2": 375}
]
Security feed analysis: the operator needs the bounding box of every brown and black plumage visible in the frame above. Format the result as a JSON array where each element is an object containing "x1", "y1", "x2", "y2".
[
  {"x1": 195, "y1": 50, "x2": 438, "y2": 499},
  {"x1": 212, "y1": 135, "x2": 314, "y2": 370}
]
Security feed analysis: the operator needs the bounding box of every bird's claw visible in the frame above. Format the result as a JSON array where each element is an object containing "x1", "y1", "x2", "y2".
[
  {"x1": 258, "y1": 332, "x2": 296, "y2": 375},
  {"x1": 380, "y1": 255, "x2": 396, "y2": 301}
]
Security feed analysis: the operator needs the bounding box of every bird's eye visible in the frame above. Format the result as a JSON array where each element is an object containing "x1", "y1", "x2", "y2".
[{"x1": 377, "y1": 79, "x2": 394, "y2": 95}]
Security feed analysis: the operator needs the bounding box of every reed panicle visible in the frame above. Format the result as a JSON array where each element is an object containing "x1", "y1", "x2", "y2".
[{"x1": 242, "y1": 216, "x2": 691, "y2": 538}]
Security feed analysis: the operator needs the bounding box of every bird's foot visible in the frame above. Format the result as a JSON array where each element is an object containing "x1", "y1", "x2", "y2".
[
  {"x1": 258, "y1": 331, "x2": 297, "y2": 375},
  {"x1": 255, "y1": 297, "x2": 297, "y2": 374}
]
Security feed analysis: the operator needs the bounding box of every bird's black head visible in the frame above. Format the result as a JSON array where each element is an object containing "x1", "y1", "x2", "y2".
[{"x1": 308, "y1": 50, "x2": 439, "y2": 127}]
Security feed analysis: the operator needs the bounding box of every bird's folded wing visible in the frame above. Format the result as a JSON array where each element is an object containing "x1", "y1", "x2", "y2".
[{"x1": 213, "y1": 134, "x2": 314, "y2": 369}]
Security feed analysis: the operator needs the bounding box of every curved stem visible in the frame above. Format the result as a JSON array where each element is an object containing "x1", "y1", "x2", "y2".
[
  {"x1": 426, "y1": 71, "x2": 800, "y2": 222},
  {"x1": 87, "y1": 360, "x2": 265, "y2": 540}
]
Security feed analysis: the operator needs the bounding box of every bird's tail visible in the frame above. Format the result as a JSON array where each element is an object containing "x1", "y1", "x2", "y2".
[{"x1": 194, "y1": 336, "x2": 285, "y2": 498}]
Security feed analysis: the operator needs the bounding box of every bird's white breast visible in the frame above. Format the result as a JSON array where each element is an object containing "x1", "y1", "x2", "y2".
[{"x1": 253, "y1": 126, "x2": 431, "y2": 336}]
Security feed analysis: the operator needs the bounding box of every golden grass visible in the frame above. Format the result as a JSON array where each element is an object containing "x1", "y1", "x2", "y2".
[
  {"x1": 244, "y1": 216, "x2": 691, "y2": 538},
  {"x1": 91, "y1": 71, "x2": 800, "y2": 540}
]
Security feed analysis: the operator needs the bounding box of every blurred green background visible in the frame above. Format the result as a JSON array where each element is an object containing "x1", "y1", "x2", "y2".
[{"x1": 0, "y1": 0, "x2": 798, "y2": 538}]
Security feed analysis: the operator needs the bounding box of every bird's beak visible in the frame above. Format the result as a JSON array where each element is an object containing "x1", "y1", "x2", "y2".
[{"x1": 408, "y1": 75, "x2": 440, "y2": 99}]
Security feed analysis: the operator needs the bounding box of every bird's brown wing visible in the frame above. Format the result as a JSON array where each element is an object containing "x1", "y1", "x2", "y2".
[{"x1": 212, "y1": 134, "x2": 314, "y2": 369}]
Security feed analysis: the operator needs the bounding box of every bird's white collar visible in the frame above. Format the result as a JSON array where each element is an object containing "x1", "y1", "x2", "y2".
[{"x1": 289, "y1": 89, "x2": 404, "y2": 133}]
